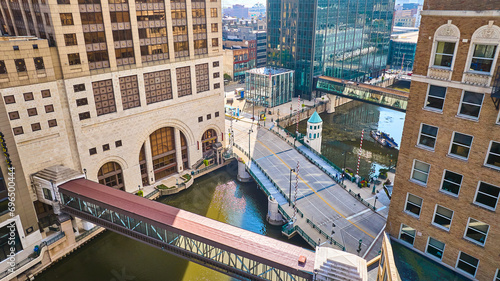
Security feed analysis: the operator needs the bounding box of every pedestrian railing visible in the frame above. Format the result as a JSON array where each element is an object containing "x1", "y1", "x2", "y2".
[
  {"x1": 76, "y1": 225, "x2": 101, "y2": 242},
  {"x1": 306, "y1": 219, "x2": 345, "y2": 251},
  {"x1": 46, "y1": 231, "x2": 66, "y2": 246}
]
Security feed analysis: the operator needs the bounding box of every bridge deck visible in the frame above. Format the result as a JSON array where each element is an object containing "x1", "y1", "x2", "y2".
[
  {"x1": 59, "y1": 179, "x2": 315, "y2": 274},
  {"x1": 317, "y1": 76, "x2": 409, "y2": 98}
]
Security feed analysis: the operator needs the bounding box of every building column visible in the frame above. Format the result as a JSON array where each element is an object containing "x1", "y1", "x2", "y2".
[
  {"x1": 144, "y1": 137, "x2": 155, "y2": 185},
  {"x1": 174, "y1": 128, "x2": 183, "y2": 172}
]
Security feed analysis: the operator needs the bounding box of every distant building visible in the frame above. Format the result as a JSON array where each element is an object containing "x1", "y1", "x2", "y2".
[
  {"x1": 223, "y1": 40, "x2": 256, "y2": 81},
  {"x1": 267, "y1": 0, "x2": 394, "y2": 100},
  {"x1": 222, "y1": 17, "x2": 266, "y2": 41},
  {"x1": 223, "y1": 4, "x2": 249, "y2": 19},
  {"x1": 256, "y1": 31, "x2": 267, "y2": 67},
  {"x1": 248, "y1": 3, "x2": 266, "y2": 18},
  {"x1": 245, "y1": 67, "x2": 294, "y2": 107},
  {"x1": 394, "y1": 4, "x2": 422, "y2": 27},
  {"x1": 387, "y1": 28, "x2": 418, "y2": 71}
]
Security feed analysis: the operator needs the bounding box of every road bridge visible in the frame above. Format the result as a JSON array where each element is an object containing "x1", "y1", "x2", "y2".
[
  {"x1": 314, "y1": 76, "x2": 409, "y2": 112},
  {"x1": 58, "y1": 178, "x2": 316, "y2": 281}
]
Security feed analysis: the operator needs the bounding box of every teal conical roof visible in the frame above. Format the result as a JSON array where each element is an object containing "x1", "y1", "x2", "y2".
[{"x1": 308, "y1": 111, "x2": 322, "y2": 124}]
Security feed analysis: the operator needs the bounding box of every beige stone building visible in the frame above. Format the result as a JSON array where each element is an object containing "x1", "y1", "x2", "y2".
[
  {"x1": 386, "y1": 1, "x2": 500, "y2": 280},
  {"x1": 0, "y1": 0, "x2": 224, "y2": 278}
]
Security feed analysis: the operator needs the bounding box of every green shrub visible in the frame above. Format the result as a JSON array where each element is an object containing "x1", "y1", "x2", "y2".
[
  {"x1": 203, "y1": 159, "x2": 209, "y2": 166},
  {"x1": 137, "y1": 190, "x2": 144, "y2": 197},
  {"x1": 182, "y1": 174, "x2": 192, "y2": 182},
  {"x1": 157, "y1": 184, "x2": 168, "y2": 189}
]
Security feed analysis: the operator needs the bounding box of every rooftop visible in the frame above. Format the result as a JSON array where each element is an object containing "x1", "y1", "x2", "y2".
[
  {"x1": 246, "y1": 66, "x2": 293, "y2": 75},
  {"x1": 308, "y1": 111, "x2": 322, "y2": 124}
]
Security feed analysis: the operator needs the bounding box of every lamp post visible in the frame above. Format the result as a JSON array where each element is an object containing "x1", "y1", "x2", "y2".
[
  {"x1": 248, "y1": 128, "x2": 253, "y2": 160},
  {"x1": 342, "y1": 151, "x2": 348, "y2": 184},
  {"x1": 289, "y1": 168, "x2": 295, "y2": 206}
]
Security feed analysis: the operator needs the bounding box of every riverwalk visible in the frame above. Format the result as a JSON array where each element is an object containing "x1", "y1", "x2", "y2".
[{"x1": 228, "y1": 117, "x2": 389, "y2": 260}]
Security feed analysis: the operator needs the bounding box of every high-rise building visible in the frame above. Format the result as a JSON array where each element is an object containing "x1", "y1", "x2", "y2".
[
  {"x1": 386, "y1": 1, "x2": 500, "y2": 280},
  {"x1": 0, "y1": 0, "x2": 223, "y2": 278},
  {"x1": 267, "y1": 0, "x2": 394, "y2": 100}
]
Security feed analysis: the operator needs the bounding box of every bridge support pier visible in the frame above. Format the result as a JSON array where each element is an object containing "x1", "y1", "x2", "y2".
[
  {"x1": 236, "y1": 160, "x2": 251, "y2": 182},
  {"x1": 266, "y1": 196, "x2": 284, "y2": 225}
]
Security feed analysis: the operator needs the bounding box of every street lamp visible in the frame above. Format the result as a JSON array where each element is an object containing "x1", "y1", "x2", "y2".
[
  {"x1": 248, "y1": 128, "x2": 253, "y2": 160},
  {"x1": 289, "y1": 168, "x2": 295, "y2": 206},
  {"x1": 342, "y1": 151, "x2": 348, "y2": 184}
]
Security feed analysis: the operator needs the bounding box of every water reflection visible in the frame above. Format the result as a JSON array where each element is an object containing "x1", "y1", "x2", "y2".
[
  {"x1": 288, "y1": 101, "x2": 405, "y2": 179},
  {"x1": 35, "y1": 169, "x2": 310, "y2": 281}
]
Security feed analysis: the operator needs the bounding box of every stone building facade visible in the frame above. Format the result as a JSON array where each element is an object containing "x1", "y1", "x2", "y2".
[
  {"x1": 386, "y1": 2, "x2": 500, "y2": 281},
  {"x1": 0, "y1": 0, "x2": 224, "y2": 278}
]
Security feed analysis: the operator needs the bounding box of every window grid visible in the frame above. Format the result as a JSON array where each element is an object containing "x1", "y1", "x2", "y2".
[
  {"x1": 195, "y1": 63, "x2": 209, "y2": 93},
  {"x1": 424, "y1": 85, "x2": 446, "y2": 111},
  {"x1": 176, "y1": 66, "x2": 192, "y2": 97},
  {"x1": 92, "y1": 79, "x2": 117, "y2": 116},
  {"x1": 469, "y1": 44, "x2": 497, "y2": 73},
  {"x1": 433, "y1": 41, "x2": 455, "y2": 68},
  {"x1": 119, "y1": 75, "x2": 141, "y2": 110},
  {"x1": 144, "y1": 70, "x2": 172, "y2": 104},
  {"x1": 418, "y1": 124, "x2": 438, "y2": 149},
  {"x1": 458, "y1": 91, "x2": 484, "y2": 119}
]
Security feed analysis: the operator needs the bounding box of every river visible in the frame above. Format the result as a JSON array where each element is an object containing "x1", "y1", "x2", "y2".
[
  {"x1": 35, "y1": 168, "x2": 310, "y2": 281},
  {"x1": 287, "y1": 101, "x2": 406, "y2": 180}
]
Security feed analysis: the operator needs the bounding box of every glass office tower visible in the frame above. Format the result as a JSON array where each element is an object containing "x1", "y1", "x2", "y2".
[{"x1": 267, "y1": 0, "x2": 394, "y2": 100}]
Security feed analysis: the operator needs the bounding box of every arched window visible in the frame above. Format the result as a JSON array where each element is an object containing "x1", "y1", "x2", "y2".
[
  {"x1": 309, "y1": 133, "x2": 312, "y2": 138},
  {"x1": 150, "y1": 127, "x2": 176, "y2": 180},
  {"x1": 465, "y1": 23, "x2": 500, "y2": 76},
  {"x1": 98, "y1": 162, "x2": 124, "y2": 190},
  {"x1": 429, "y1": 22, "x2": 460, "y2": 79},
  {"x1": 202, "y1": 129, "x2": 217, "y2": 153}
]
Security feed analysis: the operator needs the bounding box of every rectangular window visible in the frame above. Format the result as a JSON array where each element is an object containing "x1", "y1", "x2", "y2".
[
  {"x1": 213, "y1": 72, "x2": 220, "y2": 78},
  {"x1": 27, "y1": 108, "x2": 38, "y2": 116},
  {"x1": 211, "y1": 23, "x2": 218, "y2": 32},
  {"x1": 0, "y1": 61, "x2": 6, "y2": 74},
  {"x1": 213, "y1": 61, "x2": 219, "y2": 67},
  {"x1": 464, "y1": 217, "x2": 489, "y2": 246},
  {"x1": 48, "y1": 119, "x2": 57, "y2": 127},
  {"x1": 440, "y1": 170, "x2": 462, "y2": 196},
  {"x1": 198, "y1": 116, "x2": 203, "y2": 122},
  {"x1": 207, "y1": 114, "x2": 211, "y2": 120},
  {"x1": 485, "y1": 141, "x2": 500, "y2": 170},
  {"x1": 214, "y1": 83, "x2": 220, "y2": 89},
  {"x1": 432, "y1": 205, "x2": 453, "y2": 230},
  {"x1": 411, "y1": 160, "x2": 430, "y2": 185},
  {"x1": 13, "y1": 127, "x2": 23, "y2": 135},
  {"x1": 89, "y1": 147, "x2": 97, "y2": 155},
  {"x1": 31, "y1": 123, "x2": 41, "y2": 131},
  {"x1": 8, "y1": 112, "x2": 19, "y2": 120},
  {"x1": 399, "y1": 224, "x2": 416, "y2": 245},
  {"x1": 215, "y1": 111, "x2": 219, "y2": 117},
  {"x1": 92, "y1": 80, "x2": 116, "y2": 116},
  {"x1": 4, "y1": 96, "x2": 15, "y2": 104},
  {"x1": 495, "y1": 269, "x2": 500, "y2": 281},
  {"x1": 405, "y1": 193, "x2": 422, "y2": 217},
  {"x1": 24, "y1": 92, "x2": 34, "y2": 101},
  {"x1": 68, "y1": 53, "x2": 81, "y2": 65},
  {"x1": 425, "y1": 85, "x2": 446, "y2": 111},
  {"x1": 41, "y1": 90, "x2": 51, "y2": 98},
  {"x1": 15, "y1": 59, "x2": 26, "y2": 72},
  {"x1": 418, "y1": 124, "x2": 438, "y2": 149},
  {"x1": 469, "y1": 44, "x2": 497, "y2": 73},
  {"x1": 60, "y1": 13, "x2": 74, "y2": 25},
  {"x1": 79, "y1": 112, "x2": 91, "y2": 120},
  {"x1": 45, "y1": 104, "x2": 54, "y2": 113},
  {"x1": 34, "y1": 57, "x2": 45, "y2": 70},
  {"x1": 212, "y1": 38, "x2": 219, "y2": 47},
  {"x1": 210, "y1": 8, "x2": 217, "y2": 17},
  {"x1": 458, "y1": 91, "x2": 484, "y2": 119},
  {"x1": 456, "y1": 252, "x2": 479, "y2": 277},
  {"x1": 433, "y1": 41, "x2": 456, "y2": 68},
  {"x1": 474, "y1": 181, "x2": 500, "y2": 210},
  {"x1": 43, "y1": 188, "x2": 53, "y2": 200},
  {"x1": 64, "y1": 34, "x2": 77, "y2": 46},
  {"x1": 102, "y1": 144, "x2": 110, "y2": 151},
  {"x1": 74, "y1": 83, "x2": 86, "y2": 92},
  {"x1": 426, "y1": 237, "x2": 445, "y2": 260},
  {"x1": 115, "y1": 140, "x2": 122, "y2": 147},
  {"x1": 449, "y1": 132, "x2": 473, "y2": 159},
  {"x1": 0, "y1": 224, "x2": 23, "y2": 262}
]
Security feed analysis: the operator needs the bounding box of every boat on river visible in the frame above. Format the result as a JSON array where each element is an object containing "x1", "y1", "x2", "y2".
[{"x1": 370, "y1": 130, "x2": 398, "y2": 149}]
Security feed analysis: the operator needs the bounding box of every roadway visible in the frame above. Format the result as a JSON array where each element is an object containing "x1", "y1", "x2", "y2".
[{"x1": 229, "y1": 118, "x2": 387, "y2": 259}]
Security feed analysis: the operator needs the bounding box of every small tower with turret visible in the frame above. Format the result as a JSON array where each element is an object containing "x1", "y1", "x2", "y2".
[{"x1": 305, "y1": 111, "x2": 323, "y2": 153}]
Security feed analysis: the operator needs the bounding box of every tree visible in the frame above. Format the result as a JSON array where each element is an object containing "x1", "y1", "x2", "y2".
[{"x1": 224, "y1": 73, "x2": 232, "y2": 81}]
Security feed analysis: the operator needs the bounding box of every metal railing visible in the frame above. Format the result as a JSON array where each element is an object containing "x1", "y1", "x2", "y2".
[{"x1": 76, "y1": 225, "x2": 101, "y2": 242}]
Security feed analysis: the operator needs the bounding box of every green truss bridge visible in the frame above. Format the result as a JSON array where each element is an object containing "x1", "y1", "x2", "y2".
[{"x1": 314, "y1": 76, "x2": 410, "y2": 112}]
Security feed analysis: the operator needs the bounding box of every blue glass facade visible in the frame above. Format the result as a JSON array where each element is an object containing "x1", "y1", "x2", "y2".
[{"x1": 267, "y1": 0, "x2": 394, "y2": 100}]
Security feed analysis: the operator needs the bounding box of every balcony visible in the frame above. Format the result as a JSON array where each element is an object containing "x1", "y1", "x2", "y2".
[
  {"x1": 462, "y1": 72, "x2": 491, "y2": 87},
  {"x1": 427, "y1": 67, "x2": 452, "y2": 81}
]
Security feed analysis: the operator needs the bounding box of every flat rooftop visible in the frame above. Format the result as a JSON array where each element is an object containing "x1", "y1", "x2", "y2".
[{"x1": 246, "y1": 66, "x2": 293, "y2": 75}]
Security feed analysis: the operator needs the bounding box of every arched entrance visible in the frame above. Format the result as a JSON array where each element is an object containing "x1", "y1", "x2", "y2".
[
  {"x1": 201, "y1": 129, "x2": 217, "y2": 153},
  {"x1": 98, "y1": 162, "x2": 124, "y2": 190},
  {"x1": 143, "y1": 127, "x2": 189, "y2": 182}
]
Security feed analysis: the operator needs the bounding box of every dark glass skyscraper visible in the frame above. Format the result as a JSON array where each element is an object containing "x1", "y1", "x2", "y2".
[{"x1": 267, "y1": 0, "x2": 394, "y2": 100}]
